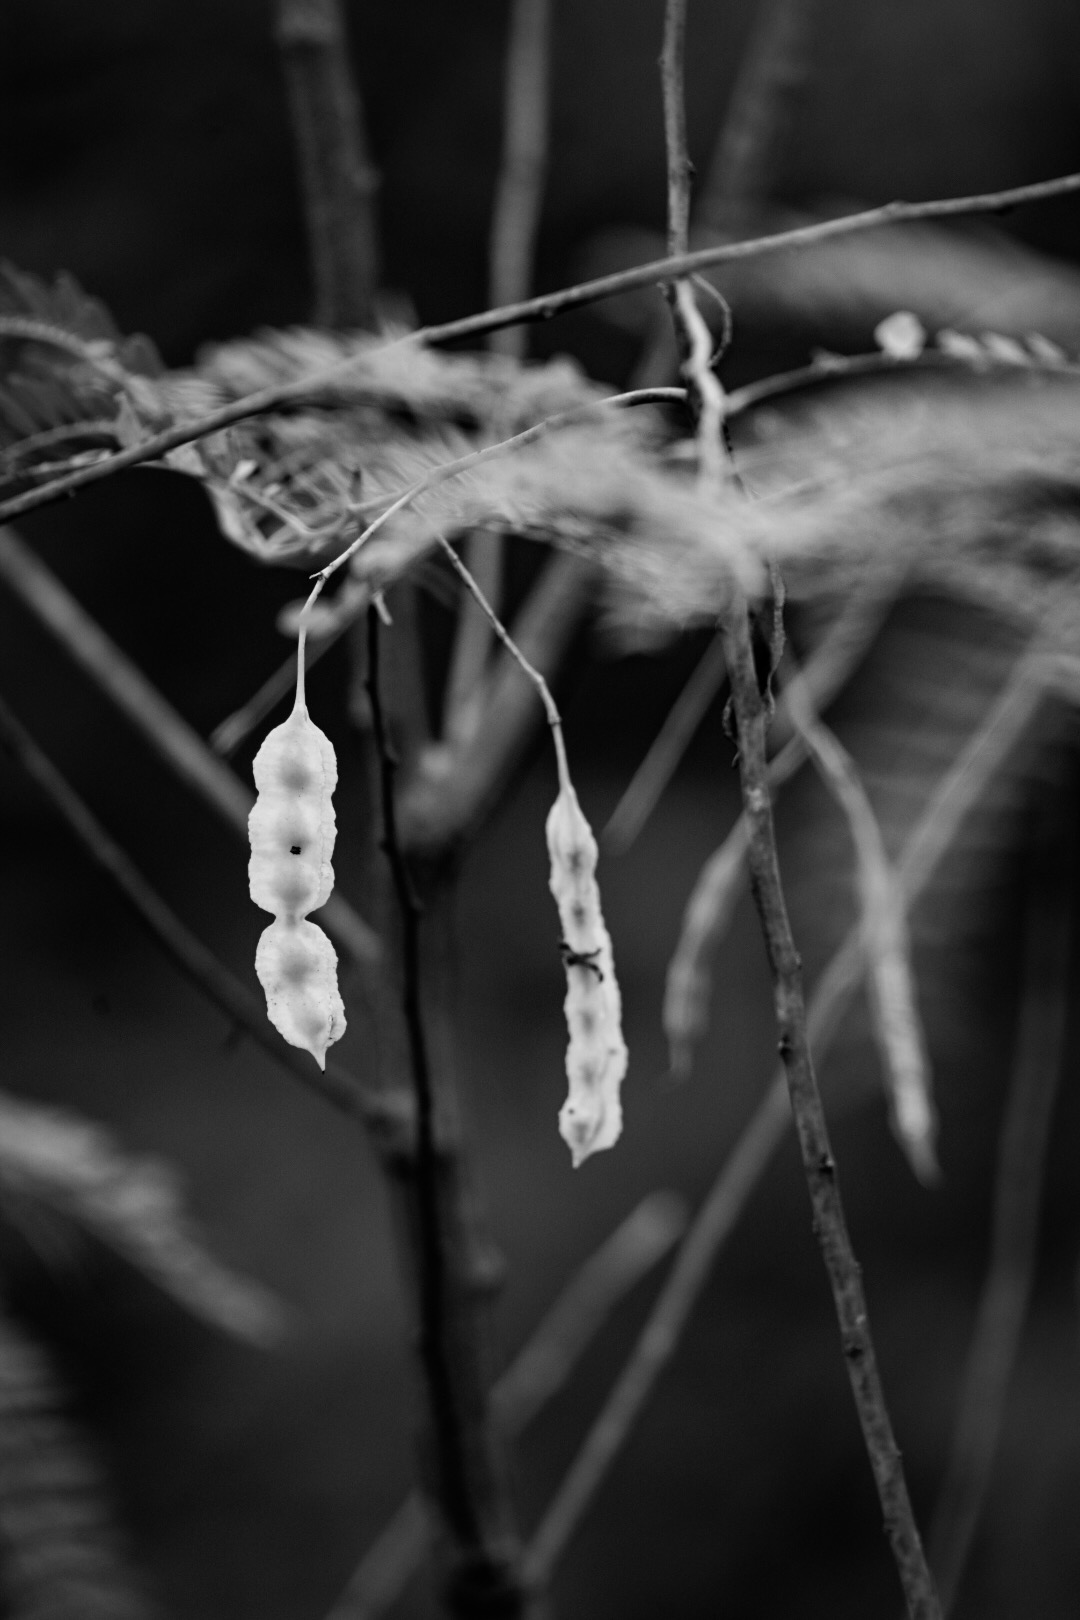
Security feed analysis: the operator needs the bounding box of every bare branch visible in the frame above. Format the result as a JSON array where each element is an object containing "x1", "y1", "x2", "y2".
[
  {"x1": 928, "y1": 811, "x2": 1072, "y2": 1612},
  {"x1": 0, "y1": 525, "x2": 380, "y2": 970},
  {"x1": 400, "y1": 552, "x2": 595, "y2": 856},
  {"x1": 2, "y1": 172, "x2": 1078, "y2": 526},
  {"x1": 488, "y1": 0, "x2": 551, "y2": 361},
  {"x1": 526, "y1": 639, "x2": 1054, "y2": 1591},
  {"x1": 274, "y1": 0, "x2": 380, "y2": 327},
  {"x1": 364, "y1": 608, "x2": 526, "y2": 1617},
  {"x1": 330, "y1": 1191, "x2": 686, "y2": 1619}
]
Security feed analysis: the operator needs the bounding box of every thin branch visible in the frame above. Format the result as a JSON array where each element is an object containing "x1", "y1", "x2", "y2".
[
  {"x1": 399, "y1": 551, "x2": 595, "y2": 856},
  {"x1": 210, "y1": 605, "x2": 360, "y2": 758},
  {"x1": 2, "y1": 171, "x2": 1079, "y2": 525},
  {"x1": 525, "y1": 638, "x2": 1053, "y2": 1594},
  {"x1": 330, "y1": 1191, "x2": 687, "y2": 1620},
  {"x1": 657, "y1": 2, "x2": 937, "y2": 1606},
  {"x1": 365, "y1": 608, "x2": 526, "y2": 1618},
  {"x1": 274, "y1": 0, "x2": 380, "y2": 327},
  {"x1": 782, "y1": 667, "x2": 937, "y2": 1182},
  {"x1": 488, "y1": 0, "x2": 551, "y2": 361},
  {"x1": 0, "y1": 525, "x2": 380, "y2": 970},
  {"x1": 696, "y1": 0, "x2": 818, "y2": 227},
  {"x1": 0, "y1": 694, "x2": 385, "y2": 1131},
  {"x1": 928, "y1": 812, "x2": 1073, "y2": 1613},
  {"x1": 725, "y1": 569, "x2": 940, "y2": 1620},
  {"x1": 442, "y1": 531, "x2": 506, "y2": 746}
]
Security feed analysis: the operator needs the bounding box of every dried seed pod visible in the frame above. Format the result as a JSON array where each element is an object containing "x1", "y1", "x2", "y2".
[
  {"x1": 547, "y1": 776, "x2": 628, "y2": 1166},
  {"x1": 248, "y1": 685, "x2": 345, "y2": 1069}
]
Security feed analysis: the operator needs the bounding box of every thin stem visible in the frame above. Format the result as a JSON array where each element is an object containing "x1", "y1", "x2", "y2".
[
  {"x1": 661, "y1": 0, "x2": 692, "y2": 258},
  {"x1": 0, "y1": 526, "x2": 380, "y2": 970},
  {"x1": 526, "y1": 640, "x2": 1054, "y2": 1587},
  {"x1": 365, "y1": 608, "x2": 525, "y2": 1619},
  {"x1": 488, "y1": 0, "x2": 551, "y2": 361},
  {"x1": 2, "y1": 171, "x2": 1079, "y2": 525},
  {"x1": 331, "y1": 1192, "x2": 686, "y2": 1620},
  {"x1": 723, "y1": 601, "x2": 940, "y2": 1619},
  {"x1": 274, "y1": 0, "x2": 380, "y2": 327},
  {"x1": 443, "y1": 532, "x2": 505, "y2": 744},
  {"x1": 928, "y1": 811, "x2": 1072, "y2": 1612},
  {"x1": 0, "y1": 695, "x2": 383, "y2": 1130},
  {"x1": 658, "y1": 11, "x2": 937, "y2": 1598},
  {"x1": 211, "y1": 613, "x2": 351, "y2": 757},
  {"x1": 306, "y1": 387, "x2": 685, "y2": 602},
  {"x1": 399, "y1": 552, "x2": 594, "y2": 857}
]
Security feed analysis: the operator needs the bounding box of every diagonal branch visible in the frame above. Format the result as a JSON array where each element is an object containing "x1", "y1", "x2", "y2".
[
  {"x1": 2, "y1": 172, "x2": 1078, "y2": 526},
  {"x1": 0, "y1": 694, "x2": 385, "y2": 1131},
  {"x1": 0, "y1": 525, "x2": 380, "y2": 970}
]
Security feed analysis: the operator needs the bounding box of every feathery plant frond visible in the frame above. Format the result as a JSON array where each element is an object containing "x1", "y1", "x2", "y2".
[
  {"x1": 0, "y1": 1303, "x2": 156, "y2": 1620},
  {"x1": 0, "y1": 1092, "x2": 283, "y2": 1346}
]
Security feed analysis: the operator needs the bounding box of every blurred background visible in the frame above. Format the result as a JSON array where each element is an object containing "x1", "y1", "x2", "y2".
[{"x1": 2, "y1": 2, "x2": 1080, "y2": 1617}]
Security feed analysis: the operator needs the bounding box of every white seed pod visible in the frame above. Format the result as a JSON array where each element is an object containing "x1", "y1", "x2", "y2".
[
  {"x1": 546, "y1": 777, "x2": 628, "y2": 1167},
  {"x1": 249, "y1": 696, "x2": 345, "y2": 1069},
  {"x1": 254, "y1": 917, "x2": 346, "y2": 1068}
]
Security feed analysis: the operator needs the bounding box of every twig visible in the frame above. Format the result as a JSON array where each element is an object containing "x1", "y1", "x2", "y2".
[
  {"x1": 696, "y1": 0, "x2": 818, "y2": 227},
  {"x1": 0, "y1": 694, "x2": 384, "y2": 1130},
  {"x1": 782, "y1": 667, "x2": 937, "y2": 1182},
  {"x1": 928, "y1": 810, "x2": 1073, "y2": 1613},
  {"x1": 210, "y1": 606, "x2": 358, "y2": 758},
  {"x1": 399, "y1": 552, "x2": 594, "y2": 855},
  {"x1": 365, "y1": 608, "x2": 526, "y2": 1618},
  {"x1": 0, "y1": 525, "x2": 380, "y2": 969},
  {"x1": 657, "y1": 3, "x2": 938, "y2": 1608},
  {"x1": 330, "y1": 1191, "x2": 687, "y2": 1620},
  {"x1": 274, "y1": 0, "x2": 380, "y2": 327},
  {"x1": 442, "y1": 532, "x2": 506, "y2": 746},
  {"x1": 2, "y1": 171, "x2": 1079, "y2": 526},
  {"x1": 725, "y1": 570, "x2": 940, "y2": 1620},
  {"x1": 526, "y1": 638, "x2": 1053, "y2": 1592},
  {"x1": 488, "y1": 0, "x2": 551, "y2": 362}
]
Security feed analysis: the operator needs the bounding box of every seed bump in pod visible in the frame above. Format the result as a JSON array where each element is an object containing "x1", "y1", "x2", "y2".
[{"x1": 248, "y1": 642, "x2": 345, "y2": 1070}]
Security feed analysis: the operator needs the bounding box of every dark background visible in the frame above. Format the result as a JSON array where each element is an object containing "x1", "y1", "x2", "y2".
[{"x1": 2, "y1": 2, "x2": 1080, "y2": 1617}]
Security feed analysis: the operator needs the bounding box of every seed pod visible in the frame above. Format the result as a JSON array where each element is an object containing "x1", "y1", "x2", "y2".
[
  {"x1": 547, "y1": 777, "x2": 627, "y2": 1166},
  {"x1": 249, "y1": 696, "x2": 345, "y2": 1069}
]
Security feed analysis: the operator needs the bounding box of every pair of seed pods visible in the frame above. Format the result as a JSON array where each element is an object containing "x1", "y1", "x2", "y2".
[{"x1": 249, "y1": 679, "x2": 626, "y2": 1162}]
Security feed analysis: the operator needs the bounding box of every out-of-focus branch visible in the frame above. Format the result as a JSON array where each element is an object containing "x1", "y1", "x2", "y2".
[
  {"x1": 3, "y1": 172, "x2": 1079, "y2": 528},
  {"x1": 0, "y1": 525, "x2": 380, "y2": 970},
  {"x1": 399, "y1": 552, "x2": 595, "y2": 856},
  {"x1": 329, "y1": 1191, "x2": 687, "y2": 1620},
  {"x1": 274, "y1": 0, "x2": 380, "y2": 327},
  {"x1": 488, "y1": 0, "x2": 551, "y2": 362},
  {"x1": 697, "y1": 0, "x2": 818, "y2": 228},
  {"x1": 526, "y1": 638, "x2": 1055, "y2": 1591},
  {"x1": 0, "y1": 695, "x2": 386, "y2": 1131},
  {"x1": 928, "y1": 808, "x2": 1073, "y2": 1613}
]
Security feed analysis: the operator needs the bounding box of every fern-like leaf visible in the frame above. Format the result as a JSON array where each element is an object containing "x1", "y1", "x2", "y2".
[
  {"x1": 0, "y1": 1303, "x2": 155, "y2": 1619},
  {"x1": 0, "y1": 1092, "x2": 283, "y2": 1346}
]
